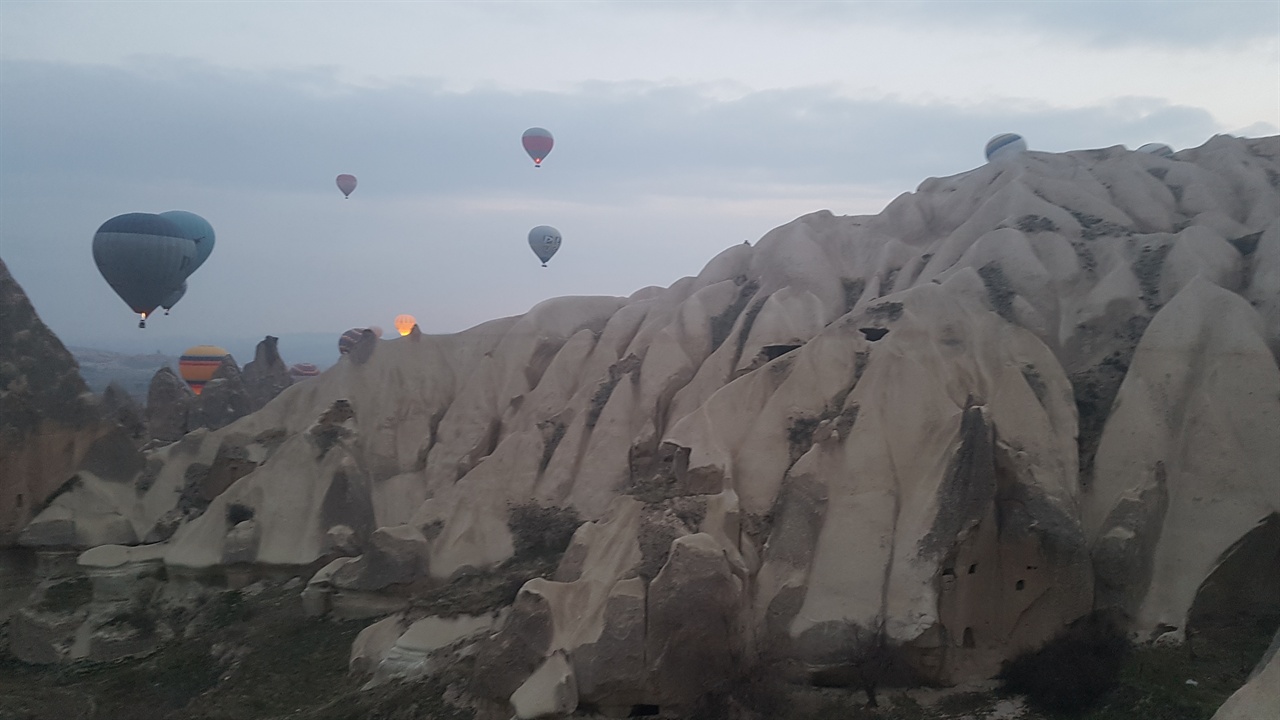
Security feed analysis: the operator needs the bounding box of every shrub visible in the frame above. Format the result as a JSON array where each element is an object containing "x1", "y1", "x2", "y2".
[
  {"x1": 39, "y1": 577, "x2": 92, "y2": 613},
  {"x1": 508, "y1": 504, "x2": 580, "y2": 561},
  {"x1": 208, "y1": 590, "x2": 251, "y2": 627},
  {"x1": 999, "y1": 612, "x2": 1130, "y2": 712}
]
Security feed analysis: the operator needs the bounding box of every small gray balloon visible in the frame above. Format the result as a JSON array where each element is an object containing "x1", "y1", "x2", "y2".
[{"x1": 528, "y1": 225, "x2": 562, "y2": 266}]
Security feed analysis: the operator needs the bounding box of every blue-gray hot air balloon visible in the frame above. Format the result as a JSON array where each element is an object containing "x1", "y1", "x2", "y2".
[
  {"x1": 1137, "y1": 143, "x2": 1175, "y2": 159},
  {"x1": 985, "y1": 133, "x2": 1028, "y2": 162},
  {"x1": 161, "y1": 281, "x2": 187, "y2": 315},
  {"x1": 159, "y1": 210, "x2": 215, "y2": 275},
  {"x1": 528, "y1": 225, "x2": 562, "y2": 267},
  {"x1": 92, "y1": 213, "x2": 196, "y2": 328}
]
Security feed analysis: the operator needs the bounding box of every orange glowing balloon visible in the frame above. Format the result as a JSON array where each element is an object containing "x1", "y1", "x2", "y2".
[{"x1": 394, "y1": 314, "x2": 417, "y2": 336}]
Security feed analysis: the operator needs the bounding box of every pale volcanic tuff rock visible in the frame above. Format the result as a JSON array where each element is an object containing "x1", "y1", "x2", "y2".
[
  {"x1": 21, "y1": 137, "x2": 1280, "y2": 711},
  {"x1": 1086, "y1": 277, "x2": 1280, "y2": 636}
]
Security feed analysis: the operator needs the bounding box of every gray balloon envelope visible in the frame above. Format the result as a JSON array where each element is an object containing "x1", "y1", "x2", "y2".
[
  {"x1": 159, "y1": 210, "x2": 215, "y2": 275},
  {"x1": 528, "y1": 225, "x2": 562, "y2": 266},
  {"x1": 92, "y1": 213, "x2": 196, "y2": 320},
  {"x1": 985, "y1": 133, "x2": 1027, "y2": 162},
  {"x1": 1137, "y1": 143, "x2": 1175, "y2": 159},
  {"x1": 161, "y1": 280, "x2": 187, "y2": 312}
]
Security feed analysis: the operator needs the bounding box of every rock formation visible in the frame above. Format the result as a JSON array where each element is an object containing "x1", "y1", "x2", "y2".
[
  {"x1": 197, "y1": 356, "x2": 253, "y2": 431},
  {"x1": 241, "y1": 335, "x2": 294, "y2": 411},
  {"x1": 142, "y1": 343, "x2": 289, "y2": 444},
  {"x1": 144, "y1": 366, "x2": 196, "y2": 443},
  {"x1": 0, "y1": 259, "x2": 141, "y2": 545},
  {"x1": 100, "y1": 382, "x2": 147, "y2": 443},
  {"x1": 20, "y1": 135, "x2": 1280, "y2": 714},
  {"x1": 143, "y1": 337, "x2": 294, "y2": 443}
]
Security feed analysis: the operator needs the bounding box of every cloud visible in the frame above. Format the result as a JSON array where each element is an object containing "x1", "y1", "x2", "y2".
[
  {"x1": 0, "y1": 58, "x2": 1228, "y2": 198},
  {"x1": 667, "y1": 0, "x2": 1280, "y2": 49}
]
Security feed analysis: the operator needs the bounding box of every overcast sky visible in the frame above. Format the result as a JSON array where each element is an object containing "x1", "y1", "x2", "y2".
[{"x1": 2, "y1": 0, "x2": 1277, "y2": 359}]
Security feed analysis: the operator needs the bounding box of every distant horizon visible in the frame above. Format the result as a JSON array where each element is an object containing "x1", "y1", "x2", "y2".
[{"x1": 67, "y1": 329, "x2": 405, "y2": 370}]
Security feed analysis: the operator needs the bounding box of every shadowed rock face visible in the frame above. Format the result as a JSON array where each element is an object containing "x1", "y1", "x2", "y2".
[
  {"x1": 20, "y1": 136, "x2": 1280, "y2": 708},
  {"x1": 241, "y1": 336, "x2": 293, "y2": 411},
  {"x1": 145, "y1": 367, "x2": 194, "y2": 442},
  {"x1": 199, "y1": 357, "x2": 253, "y2": 431},
  {"x1": 0, "y1": 259, "x2": 136, "y2": 544}
]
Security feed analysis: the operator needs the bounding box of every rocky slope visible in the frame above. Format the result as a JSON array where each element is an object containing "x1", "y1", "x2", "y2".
[
  {"x1": 0, "y1": 259, "x2": 143, "y2": 545},
  {"x1": 19, "y1": 135, "x2": 1280, "y2": 714}
]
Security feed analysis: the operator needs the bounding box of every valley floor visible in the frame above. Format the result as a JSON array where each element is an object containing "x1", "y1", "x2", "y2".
[{"x1": 0, "y1": 579, "x2": 1273, "y2": 720}]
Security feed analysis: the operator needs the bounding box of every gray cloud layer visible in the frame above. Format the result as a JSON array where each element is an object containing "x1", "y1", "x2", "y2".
[
  {"x1": 1, "y1": 58, "x2": 1225, "y2": 196},
  {"x1": 664, "y1": 0, "x2": 1280, "y2": 49}
]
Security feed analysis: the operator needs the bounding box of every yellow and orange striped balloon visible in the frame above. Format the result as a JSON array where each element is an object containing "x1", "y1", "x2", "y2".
[{"x1": 179, "y1": 345, "x2": 229, "y2": 395}]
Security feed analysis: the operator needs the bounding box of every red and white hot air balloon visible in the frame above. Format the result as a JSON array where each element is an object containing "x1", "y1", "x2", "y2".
[{"x1": 521, "y1": 128, "x2": 554, "y2": 167}]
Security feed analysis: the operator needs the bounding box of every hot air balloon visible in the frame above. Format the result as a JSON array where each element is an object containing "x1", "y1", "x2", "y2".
[
  {"x1": 289, "y1": 362, "x2": 321, "y2": 382},
  {"x1": 92, "y1": 213, "x2": 197, "y2": 327},
  {"x1": 161, "y1": 281, "x2": 187, "y2": 315},
  {"x1": 522, "y1": 128, "x2": 554, "y2": 167},
  {"x1": 528, "y1": 225, "x2": 562, "y2": 267},
  {"x1": 394, "y1": 314, "x2": 417, "y2": 336},
  {"x1": 336, "y1": 174, "x2": 357, "y2": 198},
  {"x1": 158, "y1": 211, "x2": 216, "y2": 275},
  {"x1": 1137, "y1": 143, "x2": 1175, "y2": 159},
  {"x1": 179, "y1": 345, "x2": 230, "y2": 395},
  {"x1": 985, "y1": 133, "x2": 1028, "y2": 163},
  {"x1": 338, "y1": 328, "x2": 374, "y2": 355}
]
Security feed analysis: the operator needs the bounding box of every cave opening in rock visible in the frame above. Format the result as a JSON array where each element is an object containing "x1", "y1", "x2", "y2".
[
  {"x1": 761, "y1": 344, "x2": 803, "y2": 361},
  {"x1": 968, "y1": 564, "x2": 978, "y2": 574},
  {"x1": 859, "y1": 327, "x2": 889, "y2": 341},
  {"x1": 629, "y1": 704, "x2": 660, "y2": 717},
  {"x1": 1016, "y1": 580, "x2": 1025, "y2": 591},
  {"x1": 963, "y1": 627, "x2": 976, "y2": 648}
]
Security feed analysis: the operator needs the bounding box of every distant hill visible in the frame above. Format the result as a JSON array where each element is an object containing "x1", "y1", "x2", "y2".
[
  {"x1": 68, "y1": 347, "x2": 177, "y2": 401},
  {"x1": 67, "y1": 334, "x2": 340, "y2": 401}
]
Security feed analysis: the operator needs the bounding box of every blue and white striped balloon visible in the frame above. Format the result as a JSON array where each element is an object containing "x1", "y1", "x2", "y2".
[{"x1": 985, "y1": 133, "x2": 1028, "y2": 162}]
